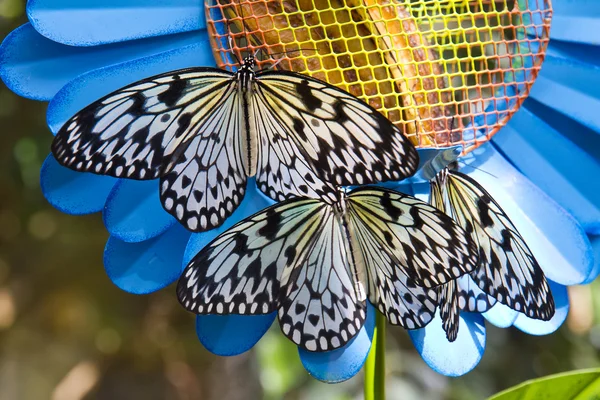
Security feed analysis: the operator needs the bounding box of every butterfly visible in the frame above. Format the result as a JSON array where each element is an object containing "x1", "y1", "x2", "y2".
[
  {"x1": 177, "y1": 186, "x2": 478, "y2": 352},
  {"x1": 51, "y1": 55, "x2": 419, "y2": 232},
  {"x1": 430, "y1": 165, "x2": 555, "y2": 341}
]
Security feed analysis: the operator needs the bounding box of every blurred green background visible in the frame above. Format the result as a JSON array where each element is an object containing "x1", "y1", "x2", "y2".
[{"x1": 1, "y1": 1, "x2": 600, "y2": 399}]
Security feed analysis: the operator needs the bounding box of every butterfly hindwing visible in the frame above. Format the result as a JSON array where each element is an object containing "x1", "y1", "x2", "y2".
[
  {"x1": 456, "y1": 275, "x2": 496, "y2": 313},
  {"x1": 159, "y1": 81, "x2": 248, "y2": 231},
  {"x1": 347, "y1": 187, "x2": 478, "y2": 288},
  {"x1": 444, "y1": 170, "x2": 554, "y2": 320},
  {"x1": 253, "y1": 71, "x2": 419, "y2": 194},
  {"x1": 437, "y1": 280, "x2": 460, "y2": 342},
  {"x1": 278, "y1": 209, "x2": 366, "y2": 351}
]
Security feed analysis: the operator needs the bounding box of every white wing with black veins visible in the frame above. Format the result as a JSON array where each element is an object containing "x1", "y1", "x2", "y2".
[
  {"x1": 177, "y1": 198, "x2": 365, "y2": 352},
  {"x1": 252, "y1": 71, "x2": 419, "y2": 202},
  {"x1": 52, "y1": 68, "x2": 252, "y2": 232},
  {"x1": 52, "y1": 68, "x2": 235, "y2": 180},
  {"x1": 347, "y1": 207, "x2": 438, "y2": 330},
  {"x1": 347, "y1": 187, "x2": 478, "y2": 288},
  {"x1": 278, "y1": 208, "x2": 366, "y2": 352},
  {"x1": 439, "y1": 170, "x2": 554, "y2": 320}
]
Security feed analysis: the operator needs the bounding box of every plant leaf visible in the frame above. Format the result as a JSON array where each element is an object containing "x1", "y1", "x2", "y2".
[{"x1": 489, "y1": 369, "x2": 600, "y2": 400}]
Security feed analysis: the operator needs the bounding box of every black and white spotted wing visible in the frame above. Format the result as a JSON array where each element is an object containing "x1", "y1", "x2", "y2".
[
  {"x1": 455, "y1": 275, "x2": 496, "y2": 313},
  {"x1": 277, "y1": 207, "x2": 366, "y2": 351},
  {"x1": 347, "y1": 209, "x2": 439, "y2": 330},
  {"x1": 250, "y1": 92, "x2": 337, "y2": 203},
  {"x1": 431, "y1": 168, "x2": 555, "y2": 321},
  {"x1": 437, "y1": 281, "x2": 460, "y2": 341},
  {"x1": 436, "y1": 275, "x2": 496, "y2": 342},
  {"x1": 52, "y1": 68, "x2": 236, "y2": 179},
  {"x1": 346, "y1": 188, "x2": 479, "y2": 288},
  {"x1": 52, "y1": 58, "x2": 419, "y2": 232},
  {"x1": 159, "y1": 80, "x2": 248, "y2": 231},
  {"x1": 177, "y1": 187, "x2": 478, "y2": 352},
  {"x1": 252, "y1": 71, "x2": 419, "y2": 188},
  {"x1": 51, "y1": 68, "x2": 248, "y2": 231},
  {"x1": 177, "y1": 197, "x2": 366, "y2": 352}
]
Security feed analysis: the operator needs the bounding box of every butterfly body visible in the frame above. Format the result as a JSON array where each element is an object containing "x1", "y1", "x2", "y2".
[
  {"x1": 235, "y1": 57, "x2": 257, "y2": 176},
  {"x1": 51, "y1": 55, "x2": 419, "y2": 232},
  {"x1": 178, "y1": 186, "x2": 478, "y2": 351}
]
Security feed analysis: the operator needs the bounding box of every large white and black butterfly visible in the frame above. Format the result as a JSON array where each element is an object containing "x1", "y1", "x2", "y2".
[
  {"x1": 51, "y1": 56, "x2": 419, "y2": 232},
  {"x1": 177, "y1": 186, "x2": 478, "y2": 352},
  {"x1": 430, "y1": 165, "x2": 554, "y2": 341}
]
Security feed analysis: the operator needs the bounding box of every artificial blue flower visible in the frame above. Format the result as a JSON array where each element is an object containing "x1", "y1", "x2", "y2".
[{"x1": 0, "y1": 0, "x2": 597, "y2": 381}]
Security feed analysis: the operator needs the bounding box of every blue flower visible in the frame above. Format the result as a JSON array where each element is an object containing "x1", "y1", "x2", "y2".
[{"x1": 1, "y1": 0, "x2": 598, "y2": 382}]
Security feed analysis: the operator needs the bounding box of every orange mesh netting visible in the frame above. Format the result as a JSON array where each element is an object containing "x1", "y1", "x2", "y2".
[{"x1": 206, "y1": 0, "x2": 551, "y2": 152}]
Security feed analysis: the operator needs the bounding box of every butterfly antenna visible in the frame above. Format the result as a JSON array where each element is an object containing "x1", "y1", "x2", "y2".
[
  {"x1": 267, "y1": 48, "x2": 319, "y2": 58},
  {"x1": 455, "y1": 161, "x2": 498, "y2": 180},
  {"x1": 449, "y1": 114, "x2": 456, "y2": 136},
  {"x1": 239, "y1": 0, "x2": 251, "y2": 59},
  {"x1": 256, "y1": 48, "x2": 318, "y2": 72},
  {"x1": 228, "y1": 35, "x2": 242, "y2": 65}
]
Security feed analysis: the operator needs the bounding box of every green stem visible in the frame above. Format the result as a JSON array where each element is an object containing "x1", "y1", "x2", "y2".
[{"x1": 364, "y1": 311, "x2": 386, "y2": 400}]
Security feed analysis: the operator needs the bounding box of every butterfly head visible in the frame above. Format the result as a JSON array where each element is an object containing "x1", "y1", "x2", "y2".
[
  {"x1": 240, "y1": 56, "x2": 256, "y2": 71},
  {"x1": 437, "y1": 160, "x2": 459, "y2": 184},
  {"x1": 236, "y1": 56, "x2": 257, "y2": 91},
  {"x1": 435, "y1": 166, "x2": 451, "y2": 187}
]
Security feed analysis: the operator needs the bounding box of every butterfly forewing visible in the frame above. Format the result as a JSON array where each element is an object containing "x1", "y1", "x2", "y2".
[
  {"x1": 430, "y1": 172, "x2": 496, "y2": 340},
  {"x1": 445, "y1": 170, "x2": 554, "y2": 320},
  {"x1": 347, "y1": 187, "x2": 478, "y2": 288},
  {"x1": 250, "y1": 88, "x2": 339, "y2": 203},
  {"x1": 253, "y1": 71, "x2": 420, "y2": 189},
  {"x1": 52, "y1": 68, "x2": 235, "y2": 180},
  {"x1": 177, "y1": 198, "x2": 326, "y2": 315}
]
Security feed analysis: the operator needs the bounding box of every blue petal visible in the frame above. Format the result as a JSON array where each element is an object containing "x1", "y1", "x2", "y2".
[
  {"x1": 494, "y1": 101, "x2": 600, "y2": 234},
  {"x1": 527, "y1": 48, "x2": 600, "y2": 134},
  {"x1": 550, "y1": 0, "x2": 600, "y2": 45},
  {"x1": 47, "y1": 31, "x2": 214, "y2": 132},
  {"x1": 585, "y1": 235, "x2": 600, "y2": 284},
  {"x1": 103, "y1": 179, "x2": 175, "y2": 243},
  {"x1": 513, "y1": 281, "x2": 570, "y2": 335},
  {"x1": 183, "y1": 180, "x2": 276, "y2": 265},
  {"x1": 40, "y1": 154, "x2": 116, "y2": 215},
  {"x1": 27, "y1": 0, "x2": 205, "y2": 46},
  {"x1": 409, "y1": 312, "x2": 485, "y2": 377},
  {"x1": 299, "y1": 302, "x2": 375, "y2": 383},
  {"x1": 482, "y1": 303, "x2": 518, "y2": 328},
  {"x1": 460, "y1": 144, "x2": 595, "y2": 286},
  {"x1": 0, "y1": 23, "x2": 208, "y2": 101},
  {"x1": 104, "y1": 223, "x2": 190, "y2": 294},
  {"x1": 195, "y1": 313, "x2": 277, "y2": 356}
]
